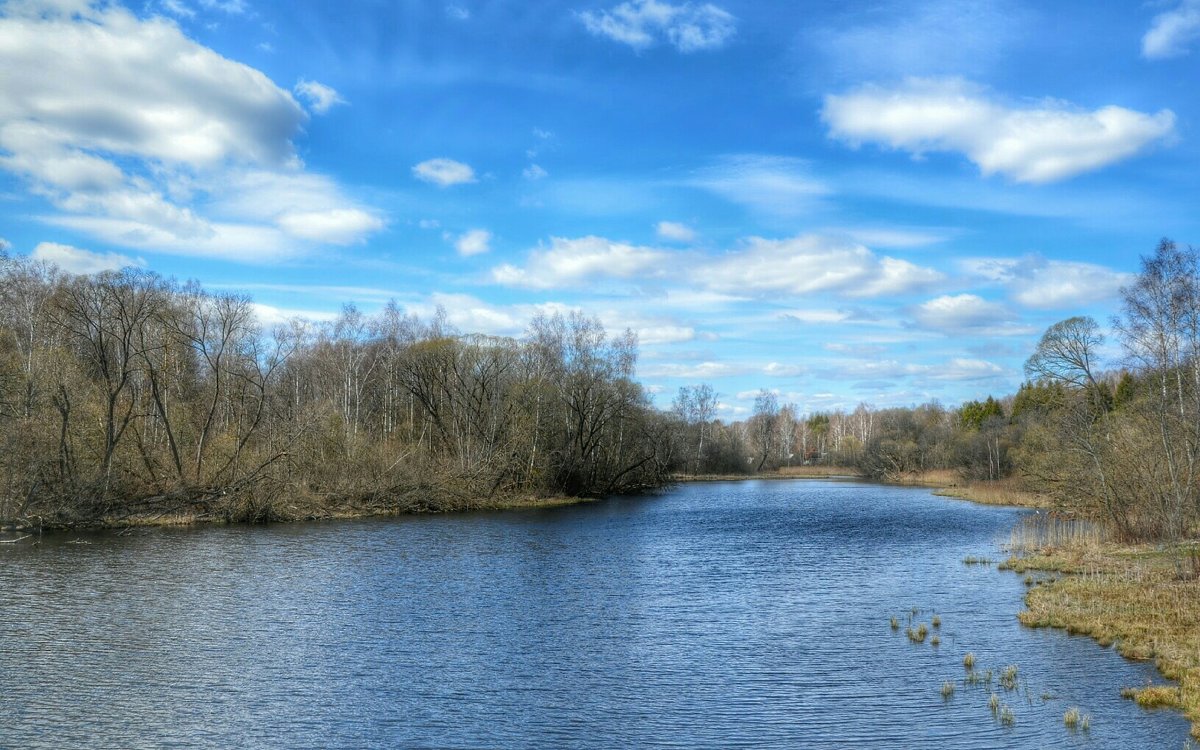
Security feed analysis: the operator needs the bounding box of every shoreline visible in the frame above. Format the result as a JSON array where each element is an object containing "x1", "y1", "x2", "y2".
[{"x1": 1002, "y1": 540, "x2": 1200, "y2": 739}]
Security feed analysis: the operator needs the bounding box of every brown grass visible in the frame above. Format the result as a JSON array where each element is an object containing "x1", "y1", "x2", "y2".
[
  {"x1": 1013, "y1": 538, "x2": 1200, "y2": 739},
  {"x1": 931, "y1": 475, "x2": 1053, "y2": 508}
]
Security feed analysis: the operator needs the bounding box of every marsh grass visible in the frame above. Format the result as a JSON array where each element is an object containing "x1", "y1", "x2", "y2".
[
  {"x1": 1000, "y1": 665, "x2": 1019, "y2": 691},
  {"x1": 1122, "y1": 685, "x2": 1184, "y2": 709},
  {"x1": 932, "y1": 476, "x2": 1051, "y2": 508},
  {"x1": 1064, "y1": 707, "x2": 1080, "y2": 728},
  {"x1": 963, "y1": 652, "x2": 976, "y2": 670},
  {"x1": 999, "y1": 704, "x2": 1016, "y2": 726},
  {"x1": 1010, "y1": 528, "x2": 1200, "y2": 739},
  {"x1": 941, "y1": 680, "x2": 955, "y2": 698}
]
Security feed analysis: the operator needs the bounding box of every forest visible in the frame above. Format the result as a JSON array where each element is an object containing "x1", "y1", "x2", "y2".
[
  {"x1": 3, "y1": 239, "x2": 1200, "y2": 541},
  {"x1": 0, "y1": 251, "x2": 676, "y2": 526}
]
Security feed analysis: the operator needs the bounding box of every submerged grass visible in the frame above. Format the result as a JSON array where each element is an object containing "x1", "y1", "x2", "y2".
[{"x1": 1006, "y1": 521, "x2": 1200, "y2": 740}]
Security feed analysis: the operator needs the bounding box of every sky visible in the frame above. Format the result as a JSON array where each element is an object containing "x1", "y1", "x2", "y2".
[{"x1": 1, "y1": 0, "x2": 1199, "y2": 419}]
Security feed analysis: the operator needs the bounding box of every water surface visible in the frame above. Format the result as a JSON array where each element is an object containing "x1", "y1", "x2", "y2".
[{"x1": 1, "y1": 480, "x2": 1192, "y2": 748}]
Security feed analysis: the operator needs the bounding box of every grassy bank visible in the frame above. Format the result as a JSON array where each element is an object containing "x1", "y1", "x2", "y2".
[
  {"x1": 896, "y1": 470, "x2": 1053, "y2": 508},
  {"x1": 2, "y1": 490, "x2": 594, "y2": 532},
  {"x1": 1001, "y1": 523, "x2": 1200, "y2": 739}
]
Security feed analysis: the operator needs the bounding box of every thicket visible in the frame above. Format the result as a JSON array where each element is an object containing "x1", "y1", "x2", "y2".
[{"x1": 0, "y1": 253, "x2": 674, "y2": 527}]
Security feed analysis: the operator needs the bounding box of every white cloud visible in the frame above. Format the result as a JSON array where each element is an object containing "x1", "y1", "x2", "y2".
[
  {"x1": 412, "y1": 158, "x2": 477, "y2": 187},
  {"x1": 455, "y1": 228, "x2": 492, "y2": 256},
  {"x1": 579, "y1": 0, "x2": 735, "y2": 53},
  {"x1": 523, "y1": 163, "x2": 549, "y2": 180},
  {"x1": 932, "y1": 358, "x2": 1006, "y2": 381},
  {"x1": 763, "y1": 362, "x2": 807, "y2": 377},
  {"x1": 693, "y1": 235, "x2": 943, "y2": 298},
  {"x1": 1143, "y1": 0, "x2": 1200, "y2": 58},
  {"x1": 294, "y1": 80, "x2": 346, "y2": 115},
  {"x1": 639, "y1": 361, "x2": 747, "y2": 379},
  {"x1": 277, "y1": 208, "x2": 384, "y2": 245},
  {"x1": 656, "y1": 220, "x2": 696, "y2": 242},
  {"x1": 823, "y1": 78, "x2": 1176, "y2": 183},
  {"x1": 251, "y1": 302, "x2": 339, "y2": 327},
  {"x1": 909, "y1": 293, "x2": 1019, "y2": 334},
  {"x1": 0, "y1": 1, "x2": 383, "y2": 259},
  {"x1": 492, "y1": 235, "x2": 672, "y2": 289},
  {"x1": 825, "y1": 226, "x2": 947, "y2": 249},
  {"x1": 445, "y1": 4, "x2": 470, "y2": 20},
  {"x1": 31, "y1": 241, "x2": 143, "y2": 274},
  {"x1": 961, "y1": 255, "x2": 1132, "y2": 309},
  {"x1": 0, "y1": 237, "x2": 11, "y2": 253},
  {"x1": 810, "y1": 0, "x2": 1025, "y2": 81},
  {"x1": 689, "y1": 155, "x2": 828, "y2": 216}
]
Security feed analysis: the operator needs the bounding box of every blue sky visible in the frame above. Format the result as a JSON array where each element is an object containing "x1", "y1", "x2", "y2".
[{"x1": 2, "y1": 0, "x2": 1199, "y2": 418}]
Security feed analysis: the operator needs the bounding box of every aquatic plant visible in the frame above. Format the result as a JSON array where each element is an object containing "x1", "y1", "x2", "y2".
[
  {"x1": 963, "y1": 652, "x2": 976, "y2": 670},
  {"x1": 1000, "y1": 665, "x2": 1018, "y2": 690},
  {"x1": 941, "y1": 680, "x2": 955, "y2": 698},
  {"x1": 1064, "y1": 707, "x2": 1080, "y2": 728}
]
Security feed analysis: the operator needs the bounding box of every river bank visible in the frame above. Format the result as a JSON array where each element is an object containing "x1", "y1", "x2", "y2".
[
  {"x1": 0, "y1": 490, "x2": 595, "y2": 533},
  {"x1": 1000, "y1": 524, "x2": 1200, "y2": 739}
]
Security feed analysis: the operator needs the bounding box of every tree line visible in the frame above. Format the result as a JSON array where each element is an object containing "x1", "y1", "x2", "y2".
[
  {"x1": 5, "y1": 239, "x2": 1197, "y2": 540},
  {"x1": 0, "y1": 252, "x2": 674, "y2": 526},
  {"x1": 670, "y1": 239, "x2": 1200, "y2": 542}
]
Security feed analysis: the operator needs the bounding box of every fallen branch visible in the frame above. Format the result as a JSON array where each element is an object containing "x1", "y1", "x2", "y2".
[{"x1": 0, "y1": 535, "x2": 31, "y2": 544}]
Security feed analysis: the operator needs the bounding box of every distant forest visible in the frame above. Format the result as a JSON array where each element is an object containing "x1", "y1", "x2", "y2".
[{"x1": 3, "y1": 239, "x2": 1199, "y2": 540}]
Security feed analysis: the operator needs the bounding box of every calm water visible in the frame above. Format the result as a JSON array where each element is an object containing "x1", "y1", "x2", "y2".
[{"x1": 0, "y1": 480, "x2": 1193, "y2": 749}]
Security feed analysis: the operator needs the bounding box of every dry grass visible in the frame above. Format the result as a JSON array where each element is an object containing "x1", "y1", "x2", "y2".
[
  {"x1": 775, "y1": 465, "x2": 865, "y2": 478},
  {"x1": 1013, "y1": 537, "x2": 1200, "y2": 739},
  {"x1": 931, "y1": 475, "x2": 1053, "y2": 508}
]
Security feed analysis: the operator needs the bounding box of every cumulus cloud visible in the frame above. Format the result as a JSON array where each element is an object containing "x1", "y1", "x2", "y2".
[
  {"x1": 962, "y1": 255, "x2": 1132, "y2": 309},
  {"x1": 1143, "y1": 0, "x2": 1200, "y2": 58},
  {"x1": 412, "y1": 158, "x2": 477, "y2": 187},
  {"x1": 455, "y1": 228, "x2": 492, "y2": 256},
  {"x1": 277, "y1": 208, "x2": 384, "y2": 245},
  {"x1": 31, "y1": 241, "x2": 144, "y2": 274},
  {"x1": 492, "y1": 235, "x2": 671, "y2": 289},
  {"x1": 694, "y1": 235, "x2": 943, "y2": 298},
  {"x1": 822, "y1": 78, "x2": 1176, "y2": 183},
  {"x1": 579, "y1": 0, "x2": 735, "y2": 52},
  {"x1": 0, "y1": 1, "x2": 383, "y2": 259},
  {"x1": 909, "y1": 293, "x2": 1019, "y2": 334},
  {"x1": 688, "y1": 155, "x2": 828, "y2": 216},
  {"x1": 656, "y1": 221, "x2": 696, "y2": 242},
  {"x1": 294, "y1": 80, "x2": 346, "y2": 114}
]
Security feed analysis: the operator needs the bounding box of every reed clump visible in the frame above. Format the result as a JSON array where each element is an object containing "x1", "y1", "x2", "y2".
[
  {"x1": 999, "y1": 665, "x2": 1019, "y2": 691},
  {"x1": 1063, "y1": 707, "x2": 1080, "y2": 728},
  {"x1": 963, "y1": 652, "x2": 976, "y2": 669},
  {"x1": 941, "y1": 680, "x2": 955, "y2": 698}
]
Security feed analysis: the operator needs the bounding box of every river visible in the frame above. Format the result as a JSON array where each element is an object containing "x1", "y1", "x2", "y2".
[{"x1": 0, "y1": 479, "x2": 1192, "y2": 748}]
